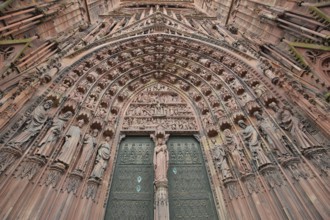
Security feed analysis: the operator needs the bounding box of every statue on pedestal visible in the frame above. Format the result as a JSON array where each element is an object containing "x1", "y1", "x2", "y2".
[{"x1": 150, "y1": 127, "x2": 170, "y2": 220}]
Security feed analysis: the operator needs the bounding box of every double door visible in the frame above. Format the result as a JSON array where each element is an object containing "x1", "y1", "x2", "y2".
[{"x1": 105, "y1": 136, "x2": 218, "y2": 220}]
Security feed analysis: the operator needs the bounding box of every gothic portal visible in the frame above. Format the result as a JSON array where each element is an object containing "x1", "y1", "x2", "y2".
[{"x1": 0, "y1": 0, "x2": 330, "y2": 220}]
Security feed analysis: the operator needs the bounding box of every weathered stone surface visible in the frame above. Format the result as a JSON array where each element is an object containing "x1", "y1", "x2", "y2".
[{"x1": 0, "y1": 1, "x2": 329, "y2": 220}]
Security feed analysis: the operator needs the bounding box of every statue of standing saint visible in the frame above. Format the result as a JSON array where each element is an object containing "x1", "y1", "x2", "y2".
[
  {"x1": 153, "y1": 136, "x2": 169, "y2": 184},
  {"x1": 75, "y1": 129, "x2": 98, "y2": 172},
  {"x1": 55, "y1": 119, "x2": 85, "y2": 167},
  {"x1": 7, "y1": 100, "x2": 53, "y2": 150},
  {"x1": 238, "y1": 120, "x2": 271, "y2": 168},
  {"x1": 277, "y1": 106, "x2": 320, "y2": 151},
  {"x1": 151, "y1": 128, "x2": 170, "y2": 220},
  {"x1": 212, "y1": 140, "x2": 233, "y2": 179},
  {"x1": 223, "y1": 129, "x2": 251, "y2": 175},
  {"x1": 254, "y1": 111, "x2": 290, "y2": 157},
  {"x1": 90, "y1": 136, "x2": 111, "y2": 180},
  {"x1": 35, "y1": 111, "x2": 73, "y2": 158}
]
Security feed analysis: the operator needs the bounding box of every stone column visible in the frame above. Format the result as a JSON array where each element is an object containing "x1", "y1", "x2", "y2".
[
  {"x1": 154, "y1": 181, "x2": 170, "y2": 220},
  {"x1": 151, "y1": 127, "x2": 170, "y2": 220}
]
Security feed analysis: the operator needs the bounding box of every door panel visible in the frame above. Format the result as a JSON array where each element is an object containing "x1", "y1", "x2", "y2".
[
  {"x1": 105, "y1": 137, "x2": 154, "y2": 220},
  {"x1": 168, "y1": 136, "x2": 218, "y2": 220}
]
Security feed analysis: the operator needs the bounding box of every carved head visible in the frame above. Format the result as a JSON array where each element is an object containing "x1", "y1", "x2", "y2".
[
  {"x1": 77, "y1": 119, "x2": 85, "y2": 127},
  {"x1": 269, "y1": 102, "x2": 279, "y2": 112},
  {"x1": 62, "y1": 111, "x2": 73, "y2": 120},
  {"x1": 44, "y1": 100, "x2": 54, "y2": 109},
  {"x1": 105, "y1": 136, "x2": 111, "y2": 142},
  {"x1": 157, "y1": 138, "x2": 165, "y2": 146},
  {"x1": 223, "y1": 129, "x2": 232, "y2": 137},
  {"x1": 237, "y1": 120, "x2": 247, "y2": 129},
  {"x1": 92, "y1": 129, "x2": 99, "y2": 137},
  {"x1": 280, "y1": 108, "x2": 292, "y2": 121},
  {"x1": 253, "y1": 111, "x2": 263, "y2": 121}
]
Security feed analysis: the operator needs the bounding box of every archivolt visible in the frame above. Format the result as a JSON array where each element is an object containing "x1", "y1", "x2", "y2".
[{"x1": 46, "y1": 34, "x2": 279, "y2": 140}]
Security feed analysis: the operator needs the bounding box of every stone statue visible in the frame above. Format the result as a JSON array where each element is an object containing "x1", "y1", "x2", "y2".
[
  {"x1": 55, "y1": 119, "x2": 85, "y2": 166},
  {"x1": 153, "y1": 137, "x2": 169, "y2": 184},
  {"x1": 223, "y1": 129, "x2": 251, "y2": 174},
  {"x1": 277, "y1": 107, "x2": 319, "y2": 150},
  {"x1": 238, "y1": 120, "x2": 271, "y2": 167},
  {"x1": 252, "y1": 83, "x2": 267, "y2": 98},
  {"x1": 35, "y1": 111, "x2": 73, "y2": 158},
  {"x1": 90, "y1": 136, "x2": 111, "y2": 179},
  {"x1": 212, "y1": 141, "x2": 233, "y2": 179},
  {"x1": 75, "y1": 129, "x2": 98, "y2": 172},
  {"x1": 263, "y1": 69, "x2": 279, "y2": 84},
  {"x1": 7, "y1": 100, "x2": 53, "y2": 150},
  {"x1": 238, "y1": 93, "x2": 254, "y2": 106},
  {"x1": 151, "y1": 128, "x2": 170, "y2": 220},
  {"x1": 254, "y1": 111, "x2": 290, "y2": 157},
  {"x1": 154, "y1": 100, "x2": 164, "y2": 116}
]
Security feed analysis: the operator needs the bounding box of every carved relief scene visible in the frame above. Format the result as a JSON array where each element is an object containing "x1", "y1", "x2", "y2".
[{"x1": 123, "y1": 84, "x2": 197, "y2": 132}]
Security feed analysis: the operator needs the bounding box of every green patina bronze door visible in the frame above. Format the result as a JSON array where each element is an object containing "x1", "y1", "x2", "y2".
[
  {"x1": 105, "y1": 136, "x2": 218, "y2": 220},
  {"x1": 168, "y1": 136, "x2": 218, "y2": 220},
  {"x1": 105, "y1": 137, "x2": 154, "y2": 220}
]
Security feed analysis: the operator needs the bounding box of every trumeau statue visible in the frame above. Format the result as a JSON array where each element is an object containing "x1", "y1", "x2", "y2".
[
  {"x1": 153, "y1": 136, "x2": 169, "y2": 184},
  {"x1": 151, "y1": 127, "x2": 170, "y2": 220},
  {"x1": 55, "y1": 119, "x2": 85, "y2": 166},
  {"x1": 75, "y1": 129, "x2": 98, "y2": 172},
  {"x1": 223, "y1": 129, "x2": 251, "y2": 174},
  {"x1": 90, "y1": 136, "x2": 111, "y2": 180},
  {"x1": 35, "y1": 111, "x2": 73, "y2": 158},
  {"x1": 254, "y1": 111, "x2": 290, "y2": 157},
  {"x1": 277, "y1": 106, "x2": 320, "y2": 150},
  {"x1": 238, "y1": 120, "x2": 271, "y2": 167},
  {"x1": 7, "y1": 100, "x2": 53, "y2": 150}
]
